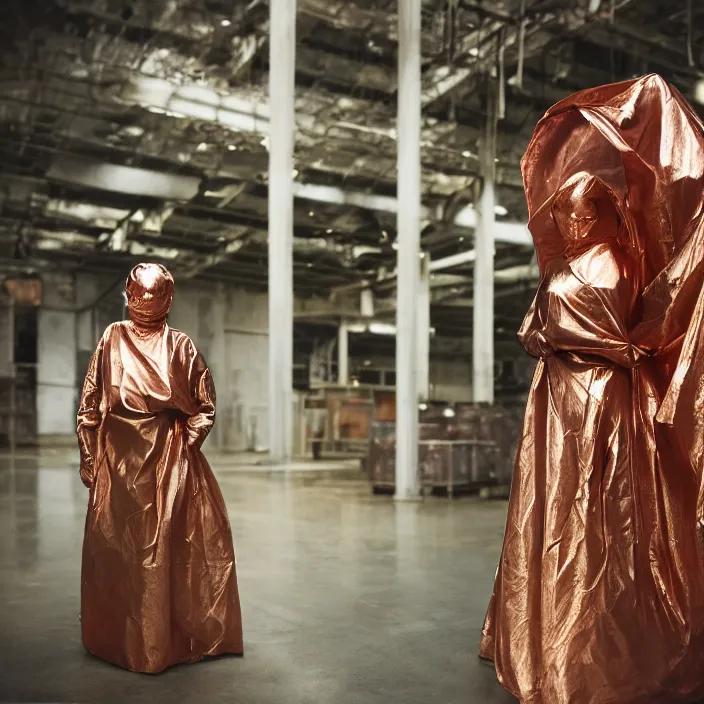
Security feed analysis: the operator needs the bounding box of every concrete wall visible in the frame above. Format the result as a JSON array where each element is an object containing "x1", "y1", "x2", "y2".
[
  {"x1": 37, "y1": 274, "x2": 78, "y2": 437},
  {"x1": 169, "y1": 283, "x2": 269, "y2": 452}
]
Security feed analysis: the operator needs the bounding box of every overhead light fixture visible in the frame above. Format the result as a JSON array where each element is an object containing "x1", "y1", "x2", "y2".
[
  {"x1": 309, "y1": 211, "x2": 315, "y2": 217},
  {"x1": 369, "y1": 322, "x2": 396, "y2": 336},
  {"x1": 227, "y1": 144, "x2": 237, "y2": 151},
  {"x1": 469, "y1": 48, "x2": 479, "y2": 57},
  {"x1": 442, "y1": 407, "x2": 456, "y2": 419},
  {"x1": 196, "y1": 142, "x2": 209, "y2": 152},
  {"x1": 147, "y1": 105, "x2": 187, "y2": 119},
  {"x1": 494, "y1": 205, "x2": 508, "y2": 217},
  {"x1": 696, "y1": 79, "x2": 704, "y2": 105},
  {"x1": 462, "y1": 150, "x2": 472, "y2": 158},
  {"x1": 419, "y1": 403, "x2": 428, "y2": 411},
  {"x1": 221, "y1": 19, "x2": 232, "y2": 27},
  {"x1": 326, "y1": 228, "x2": 333, "y2": 234}
]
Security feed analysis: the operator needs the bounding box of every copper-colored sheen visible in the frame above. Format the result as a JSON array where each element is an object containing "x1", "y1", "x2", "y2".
[
  {"x1": 480, "y1": 74, "x2": 704, "y2": 703},
  {"x1": 77, "y1": 263, "x2": 243, "y2": 674}
]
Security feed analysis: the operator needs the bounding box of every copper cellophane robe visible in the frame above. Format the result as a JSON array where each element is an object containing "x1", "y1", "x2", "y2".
[
  {"x1": 480, "y1": 75, "x2": 704, "y2": 703},
  {"x1": 77, "y1": 264, "x2": 243, "y2": 674}
]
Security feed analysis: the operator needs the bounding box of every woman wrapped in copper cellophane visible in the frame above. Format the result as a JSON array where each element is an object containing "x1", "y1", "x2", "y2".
[
  {"x1": 480, "y1": 74, "x2": 704, "y2": 703},
  {"x1": 76, "y1": 263, "x2": 243, "y2": 673}
]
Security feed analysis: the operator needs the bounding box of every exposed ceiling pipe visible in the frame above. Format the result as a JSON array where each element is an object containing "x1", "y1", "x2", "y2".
[
  {"x1": 494, "y1": 262, "x2": 539, "y2": 282},
  {"x1": 41, "y1": 199, "x2": 131, "y2": 228},
  {"x1": 430, "y1": 249, "x2": 478, "y2": 271}
]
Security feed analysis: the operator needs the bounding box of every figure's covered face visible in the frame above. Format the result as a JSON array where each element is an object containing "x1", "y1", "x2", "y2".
[
  {"x1": 552, "y1": 173, "x2": 622, "y2": 260},
  {"x1": 125, "y1": 263, "x2": 174, "y2": 328}
]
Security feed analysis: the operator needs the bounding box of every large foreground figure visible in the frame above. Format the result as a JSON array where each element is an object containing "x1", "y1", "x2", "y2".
[
  {"x1": 77, "y1": 263, "x2": 243, "y2": 673},
  {"x1": 480, "y1": 74, "x2": 704, "y2": 703}
]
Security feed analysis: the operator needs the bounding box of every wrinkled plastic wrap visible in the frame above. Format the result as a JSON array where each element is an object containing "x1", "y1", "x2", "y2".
[
  {"x1": 77, "y1": 263, "x2": 243, "y2": 673},
  {"x1": 480, "y1": 75, "x2": 704, "y2": 703}
]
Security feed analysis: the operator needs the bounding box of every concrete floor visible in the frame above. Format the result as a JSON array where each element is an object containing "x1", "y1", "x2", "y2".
[{"x1": 0, "y1": 450, "x2": 516, "y2": 704}]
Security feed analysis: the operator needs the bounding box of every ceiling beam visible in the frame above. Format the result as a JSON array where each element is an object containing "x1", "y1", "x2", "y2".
[{"x1": 292, "y1": 182, "x2": 531, "y2": 245}]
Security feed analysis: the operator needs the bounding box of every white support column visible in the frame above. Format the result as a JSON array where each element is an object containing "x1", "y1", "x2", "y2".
[
  {"x1": 395, "y1": 0, "x2": 422, "y2": 501},
  {"x1": 338, "y1": 320, "x2": 349, "y2": 386},
  {"x1": 417, "y1": 254, "x2": 430, "y2": 401},
  {"x1": 473, "y1": 84, "x2": 496, "y2": 404},
  {"x1": 268, "y1": 0, "x2": 296, "y2": 462}
]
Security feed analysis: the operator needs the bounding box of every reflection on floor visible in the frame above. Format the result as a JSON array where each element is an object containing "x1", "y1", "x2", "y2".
[{"x1": 0, "y1": 449, "x2": 515, "y2": 704}]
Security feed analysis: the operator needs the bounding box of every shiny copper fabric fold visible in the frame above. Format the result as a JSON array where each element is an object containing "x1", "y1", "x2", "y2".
[
  {"x1": 480, "y1": 75, "x2": 704, "y2": 703},
  {"x1": 77, "y1": 263, "x2": 243, "y2": 674}
]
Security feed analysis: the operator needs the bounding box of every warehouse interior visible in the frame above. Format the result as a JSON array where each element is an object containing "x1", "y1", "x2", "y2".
[{"x1": 0, "y1": 0, "x2": 702, "y2": 702}]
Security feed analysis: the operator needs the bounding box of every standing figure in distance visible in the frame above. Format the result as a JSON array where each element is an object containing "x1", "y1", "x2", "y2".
[
  {"x1": 77, "y1": 263, "x2": 243, "y2": 674},
  {"x1": 480, "y1": 75, "x2": 704, "y2": 703}
]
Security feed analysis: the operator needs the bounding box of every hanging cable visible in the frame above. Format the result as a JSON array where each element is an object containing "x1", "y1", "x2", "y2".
[
  {"x1": 687, "y1": 0, "x2": 695, "y2": 68},
  {"x1": 445, "y1": 0, "x2": 459, "y2": 65},
  {"x1": 497, "y1": 28, "x2": 506, "y2": 121},
  {"x1": 516, "y1": 0, "x2": 527, "y2": 90}
]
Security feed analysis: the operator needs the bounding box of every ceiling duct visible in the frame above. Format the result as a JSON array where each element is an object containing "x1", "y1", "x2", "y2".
[{"x1": 47, "y1": 158, "x2": 202, "y2": 201}]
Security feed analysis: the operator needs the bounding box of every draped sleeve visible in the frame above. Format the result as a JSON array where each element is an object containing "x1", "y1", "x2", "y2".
[
  {"x1": 519, "y1": 244, "x2": 642, "y2": 368},
  {"x1": 184, "y1": 338, "x2": 216, "y2": 450},
  {"x1": 77, "y1": 334, "x2": 105, "y2": 488}
]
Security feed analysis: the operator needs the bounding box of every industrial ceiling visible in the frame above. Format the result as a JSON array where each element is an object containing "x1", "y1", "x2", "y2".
[{"x1": 0, "y1": 0, "x2": 702, "y2": 337}]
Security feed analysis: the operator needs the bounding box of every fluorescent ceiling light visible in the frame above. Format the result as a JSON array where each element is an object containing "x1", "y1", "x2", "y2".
[
  {"x1": 494, "y1": 205, "x2": 508, "y2": 217},
  {"x1": 368, "y1": 322, "x2": 396, "y2": 336},
  {"x1": 35, "y1": 239, "x2": 63, "y2": 251}
]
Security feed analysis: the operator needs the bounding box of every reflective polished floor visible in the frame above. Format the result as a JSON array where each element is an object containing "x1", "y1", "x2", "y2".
[{"x1": 0, "y1": 450, "x2": 515, "y2": 704}]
